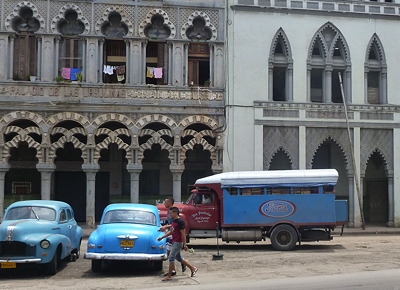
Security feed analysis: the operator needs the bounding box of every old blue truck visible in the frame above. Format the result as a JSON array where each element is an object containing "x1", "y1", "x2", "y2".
[{"x1": 158, "y1": 169, "x2": 348, "y2": 251}]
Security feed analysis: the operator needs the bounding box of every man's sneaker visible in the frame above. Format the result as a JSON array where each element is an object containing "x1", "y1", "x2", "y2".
[
  {"x1": 181, "y1": 263, "x2": 187, "y2": 272},
  {"x1": 164, "y1": 270, "x2": 176, "y2": 276}
]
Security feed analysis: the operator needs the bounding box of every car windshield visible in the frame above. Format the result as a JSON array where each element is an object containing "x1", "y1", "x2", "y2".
[
  {"x1": 5, "y1": 206, "x2": 56, "y2": 221},
  {"x1": 184, "y1": 193, "x2": 193, "y2": 205},
  {"x1": 103, "y1": 210, "x2": 156, "y2": 225}
]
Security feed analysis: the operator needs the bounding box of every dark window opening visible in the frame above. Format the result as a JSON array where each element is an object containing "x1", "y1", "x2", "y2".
[
  {"x1": 188, "y1": 43, "x2": 210, "y2": 86},
  {"x1": 311, "y1": 69, "x2": 323, "y2": 102},
  {"x1": 332, "y1": 69, "x2": 344, "y2": 103},
  {"x1": 103, "y1": 39, "x2": 126, "y2": 84},
  {"x1": 146, "y1": 41, "x2": 167, "y2": 85},
  {"x1": 367, "y1": 71, "x2": 380, "y2": 104},
  {"x1": 273, "y1": 67, "x2": 286, "y2": 101}
]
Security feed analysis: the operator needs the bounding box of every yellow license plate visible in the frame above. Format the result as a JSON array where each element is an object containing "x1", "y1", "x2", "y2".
[
  {"x1": 1, "y1": 262, "x2": 16, "y2": 269},
  {"x1": 120, "y1": 240, "x2": 134, "y2": 247}
]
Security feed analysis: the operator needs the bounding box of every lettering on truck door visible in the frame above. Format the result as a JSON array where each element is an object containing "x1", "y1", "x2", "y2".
[{"x1": 188, "y1": 193, "x2": 219, "y2": 230}]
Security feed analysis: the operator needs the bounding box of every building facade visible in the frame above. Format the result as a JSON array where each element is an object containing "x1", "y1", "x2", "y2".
[
  {"x1": 226, "y1": 0, "x2": 400, "y2": 227},
  {"x1": 0, "y1": 0, "x2": 225, "y2": 226}
]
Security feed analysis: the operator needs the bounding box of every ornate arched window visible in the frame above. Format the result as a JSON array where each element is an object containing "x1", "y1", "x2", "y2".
[
  {"x1": 101, "y1": 11, "x2": 128, "y2": 84},
  {"x1": 144, "y1": 13, "x2": 173, "y2": 85},
  {"x1": 308, "y1": 23, "x2": 351, "y2": 103},
  {"x1": 57, "y1": 9, "x2": 85, "y2": 81},
  {"x1": 365, "y1": 35, "x2": 387, "y2": 104},
  {"x1": 269, "y1": 29, "x2": 293, "y2": 101},
  {"x1": 11, "y1": 6, "x2": 40, "y2": 80}
]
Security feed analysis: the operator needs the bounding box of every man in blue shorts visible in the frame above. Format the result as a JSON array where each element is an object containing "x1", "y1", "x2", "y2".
[
  {"x1": 157, "y1": 207, "x2": 198, "y2": 281},
  {"x1": 159, "y1": 197, "x2": 186, "y2": 276}
]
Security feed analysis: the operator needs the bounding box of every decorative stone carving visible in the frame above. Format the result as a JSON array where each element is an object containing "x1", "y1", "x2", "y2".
[
  {"x1": 360, "y1": 128, "x2": 393, "y2": 174},
  {"x1": 263, "y1": 127, "x2": 299, "y2": 170},
  {"x1": 181, "y1": 11, "x2": 217, "y2": 41},
  {"x1": 5, "y1": 2, "x2": 45, "y2": 33},
  {"x1": 51, "y1": 4, "x2": 90, "y2": 35},
  {"x1": 139, "y1": 9, "x2": 176, "y2": 39}
]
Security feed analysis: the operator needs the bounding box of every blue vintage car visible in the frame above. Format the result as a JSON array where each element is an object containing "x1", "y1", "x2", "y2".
[
  {"x1": 0, "y1": 200, "x2": 82, "y2": 275},
  {"x1": 84, "y1": 203, "x2": 167, "y2": 272}
]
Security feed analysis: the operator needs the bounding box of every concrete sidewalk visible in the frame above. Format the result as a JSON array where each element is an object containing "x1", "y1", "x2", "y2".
[{"x1": 79, "y1": 223, "x2": 400, "y2": 239}]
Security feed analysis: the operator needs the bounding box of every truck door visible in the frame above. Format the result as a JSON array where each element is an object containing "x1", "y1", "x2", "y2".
[{"x1": 187, "y1": 192, "x2": 219, "y2": 230}]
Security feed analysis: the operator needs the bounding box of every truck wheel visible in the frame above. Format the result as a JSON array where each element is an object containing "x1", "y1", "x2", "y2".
[
  {"x1": 270, "y1": 225, "x2": 298, "y2": 251},
  {"x1": 92, "y1": 260, "x2": 102, "y2": 273}
]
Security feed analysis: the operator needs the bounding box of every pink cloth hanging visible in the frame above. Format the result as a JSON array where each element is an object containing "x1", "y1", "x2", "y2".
[
  {"x1": 61, "y1": 68, "x2": 71, "y2": 79},
  {"x1": 154, "y1": 67, "x2": 163, "y2": 79}
]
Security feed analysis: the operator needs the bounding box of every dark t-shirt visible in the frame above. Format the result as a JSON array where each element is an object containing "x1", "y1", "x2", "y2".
[{"x1": 171, "y1": 218, "x2": 185, "y2": 243}]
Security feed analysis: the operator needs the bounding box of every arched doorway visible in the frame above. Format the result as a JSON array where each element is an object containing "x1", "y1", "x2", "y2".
[
  {"x1": 312, "y1": 138, "x2": 348, "y2": 200},
  {"x1": 364, "y1": 151, "x2": 388, "y2": 224},
  {"x1": 269, "y1": 148, "x2": 292, "y2": 170},
  {"x1": 140, "y1": 143, "x2": 172, "y2": 201},
  {"x1": 54, "y1": 142, "x2": 85, "y2": 221},
  {"x1": 5, "y1": 142, "x2": 40, "y2": 208}
]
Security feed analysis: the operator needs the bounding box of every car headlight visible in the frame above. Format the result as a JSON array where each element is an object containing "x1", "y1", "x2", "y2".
[{"x1": 40, "y1": 239, "x2": 50, "y2": 249}]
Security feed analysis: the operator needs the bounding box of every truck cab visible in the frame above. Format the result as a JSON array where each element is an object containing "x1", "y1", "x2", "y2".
[{"x1": 157, "y1": 188, "x2": 220, "y2": 239}]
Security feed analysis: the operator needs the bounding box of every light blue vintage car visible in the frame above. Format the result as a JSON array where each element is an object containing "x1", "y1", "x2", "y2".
[
  {"x1": 84, "y1": 203, "x2": 167, "y2": 272},
  {"x1": 0, "y1": 200, "x2": 82, "y2": 275}
]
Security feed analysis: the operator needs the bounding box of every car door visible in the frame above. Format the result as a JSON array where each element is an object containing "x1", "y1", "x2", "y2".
[
  {"x1": 187, "y1": 193, "x2": 219, "y2": 230},
  {"x1": 58, "y1": 209, "x2": 74, "y2": 252}
]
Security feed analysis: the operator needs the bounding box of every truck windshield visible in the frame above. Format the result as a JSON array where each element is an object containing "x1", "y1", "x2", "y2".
[{"x1": 184, "y1": 194, "x2": 193, "y2": 205}]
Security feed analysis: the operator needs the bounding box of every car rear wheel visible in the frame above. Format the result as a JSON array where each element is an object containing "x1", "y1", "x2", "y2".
[{"x1": 92, "y1": 260, "x2": 103, "y2": 273}]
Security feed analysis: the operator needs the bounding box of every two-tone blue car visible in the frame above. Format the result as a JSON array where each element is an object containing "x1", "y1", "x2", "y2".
[
  {"x1": 84, "y1": 203, "x2": 167, "y2": 272},
  {"x1": 0, "y1": 200, "x2": 82, "y2": 275}
]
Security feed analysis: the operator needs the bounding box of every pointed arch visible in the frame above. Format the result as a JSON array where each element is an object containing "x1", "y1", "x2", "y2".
[
  {"x1": 269, "y1": 28, "x2": 293, "y2": 102},
  {"x1": 139, "y1": 9, "x2": 176, "y2": 39},
  {"x1": 267, "y1": 147, "x2": 294, "y2": 170},
  {"x1": 365, "y1": 34, "x2": 387, "y2": 104},
  {"x1": 307, "y1": 22, "x2": 351, "y2": 103},
  {"x1": 363, "y1": 148, "x2": 390, "y2": 176}
]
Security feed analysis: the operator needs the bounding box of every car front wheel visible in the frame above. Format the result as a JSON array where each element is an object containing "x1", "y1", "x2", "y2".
[{"x1": 46, "y1": 248, "x2": 60, "y2": 275}]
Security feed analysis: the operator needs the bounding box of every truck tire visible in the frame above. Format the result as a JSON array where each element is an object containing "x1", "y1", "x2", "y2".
[{"x1": 270, "y1": 225, "x2": 298, "y2": 251}]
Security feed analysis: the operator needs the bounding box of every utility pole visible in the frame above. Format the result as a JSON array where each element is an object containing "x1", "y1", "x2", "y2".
[{"x1": 338, "y1": 72, "x2": 366, "y2": 230}]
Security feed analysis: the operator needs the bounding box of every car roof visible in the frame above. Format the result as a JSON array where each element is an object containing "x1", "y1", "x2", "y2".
[
  {"x1": 104, "y1": 203, "x2": 158, "y2": 213},
  {"x1": 7, "y1": 200, "x2": 71, "y2": 210}
]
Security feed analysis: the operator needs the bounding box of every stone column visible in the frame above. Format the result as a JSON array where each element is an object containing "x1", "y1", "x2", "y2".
[
  {"x1": 41, "y1": 35, "x2": 55, "y2": 81},
  {"x1": 37, "y1": 37, "x2": 42, "y2": 80},
  {"x1": 171, "y1": 169, "x2": 183, "y2": 203},
  {"x1": 171, "y1": 42, "x2": 185, "y2": 86},
  {"x1": 381, "y1": 70, "x2": 388, "y2": 104},
  {"x1": 0, "y1": 35, "x2": 9, "y2": 80},
  {"x1": 86, "y1": 37, "x2": 99, "y2": 83},
  {"x1": 213, "y1": 43, "x2": 224, "y2": 88},
  {"x1": 8, "y1": 35, "x2": 15, "y2": 80},
  {"x1": 127, "y1": 39, "x2": 143, "y2": 85},
  {"x1": 287, "y1": 64, "x2": 294, "y2": 102},
  {"x1": 36, "y1": 163, "x2": 56, "y2": 200},
  {"x1": 387, "y1": 175, "x2": 394, "y2": 227},
  {"x1": 268, "y1": 64, "x2": 273, "y2": 101},
  {"x1": 98, "y1": 39, "x2": 104, "y2": 83},
  {"x1": 82, "y1": 163, "x2": 100, "y2": 228},
  {"x1": 127, "y1": 164, "x2": 142, "y2": 203},
  {"x1": 324, "y1": 66, "x2": 332, "y2": 103},
  {"x1": 0, "y1": 163, "x2": 10, "y2": 221}
]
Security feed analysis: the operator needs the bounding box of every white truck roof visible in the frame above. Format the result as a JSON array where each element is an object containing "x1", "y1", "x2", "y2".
[{"x1": 195, "y1": 169, "x2": 338, "y2": 186}]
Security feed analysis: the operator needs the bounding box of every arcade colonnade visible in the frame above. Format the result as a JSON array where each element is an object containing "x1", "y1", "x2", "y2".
[{"x1": 0, "y1": 111, "x2": 223, "y2": 227}]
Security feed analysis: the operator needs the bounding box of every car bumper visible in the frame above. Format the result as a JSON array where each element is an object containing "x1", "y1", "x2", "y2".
[
  {"x1": 0, "y1": 258, "x2": 41, "y2": 263},
  {"x1": 84, "y1": 253, "x2": 167, "y2": 261}
]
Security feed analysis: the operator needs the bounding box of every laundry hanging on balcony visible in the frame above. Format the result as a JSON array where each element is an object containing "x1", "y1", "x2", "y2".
[
  {"x1": 146, "y1": 67, "x2": 163, "y2": 79},
  {"x1": 61, "y1": 67, "x2": 82, "y2": 80}
]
